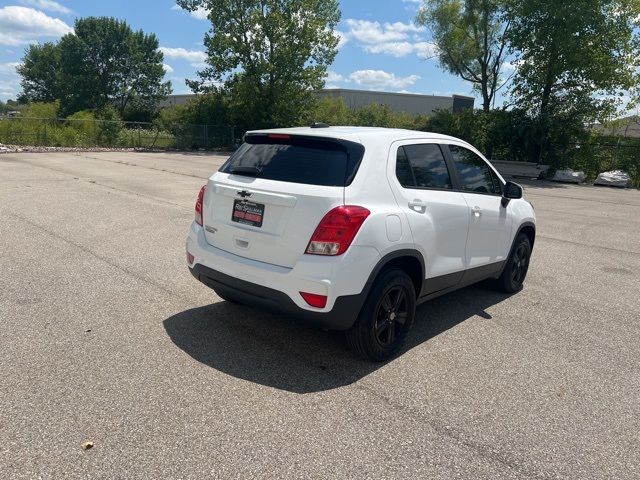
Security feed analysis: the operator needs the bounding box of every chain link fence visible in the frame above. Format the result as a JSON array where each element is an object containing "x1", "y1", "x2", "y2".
[
  {"x1": 1, "y1": 115, "x2": 638, "y2": 186},
  {"x1": 0, "y1": 116, "x2": 236, "y2": 150}
]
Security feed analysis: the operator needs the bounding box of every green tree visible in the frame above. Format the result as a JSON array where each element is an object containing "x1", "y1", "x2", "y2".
[
  {"x1": 156, "y1": 92, "x2": 229, "y2": 130},
  {"x1": 302, "y1": 96, "x2": 353, "y2": 126},
  {"x1": 416, "y1": 0, "x2": 510, "y2": 111},
  {"x1": 18, "y1": 17, "x2": 171, "y2": 117},
  {"x1": 505, "y1": 0, "x2": 640, "y2": 162},
  {"x1": 176, "y1": 0, "x2": 341, "y2": 130},
  {"x1": 17, "y1": 43, "x2": 62, "y2": 103}
]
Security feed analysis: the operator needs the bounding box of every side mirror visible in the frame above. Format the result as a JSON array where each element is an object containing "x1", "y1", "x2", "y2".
[{"x1": 501, "y1": 181, "x2": 523, "y2": 207}]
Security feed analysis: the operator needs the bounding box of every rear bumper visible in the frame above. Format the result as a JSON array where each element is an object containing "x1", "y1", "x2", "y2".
[
  {"x1": 186, "y1": 221, "x2": 380, "y2": 330},
  {"x1": 189, "y1": 263, "x2": 364, "y2": 330}
]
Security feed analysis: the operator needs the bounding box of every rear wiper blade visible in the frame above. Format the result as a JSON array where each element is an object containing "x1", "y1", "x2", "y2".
[{"x1": 229, "y1": 165, "x2": 263, "y2": 177}]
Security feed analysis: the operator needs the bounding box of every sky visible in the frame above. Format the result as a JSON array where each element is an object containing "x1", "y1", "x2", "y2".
[{"x1": 0, "y1": 0, "x2": 509, "y2": 106}]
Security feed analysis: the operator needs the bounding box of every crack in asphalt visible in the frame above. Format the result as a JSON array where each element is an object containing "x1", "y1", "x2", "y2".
[
  {"x1": 0, "y1": 156, "x2": 191, "y2": 211},
  {"x1": 66, "y1": 152, "x2": 212, "y2": 179},
  {"x1": 6, "y1": 211, "x2": 193, "y2": 304},
  {"x1": 1, "y1": 151, "x2": 216, "y2": 179},
  {"x1": 538, "y1": 234, "x2": 640, "y2": 256}
]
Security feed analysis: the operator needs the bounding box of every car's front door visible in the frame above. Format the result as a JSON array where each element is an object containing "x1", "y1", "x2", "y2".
[
  {"x1": 445, "y1": 144, "x2": 512, "y2": 269},
  {"x1": 388, "y1": 141, "x2": 470, "y2": 293}
]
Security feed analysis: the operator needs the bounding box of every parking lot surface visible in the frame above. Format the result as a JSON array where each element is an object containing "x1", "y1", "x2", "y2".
[{"x1": 1, "y1": 151, "x2": 639, "y2": 479}]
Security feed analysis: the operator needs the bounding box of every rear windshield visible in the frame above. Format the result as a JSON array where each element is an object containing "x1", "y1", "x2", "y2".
[{"x1": 219, "y1": 134, "x2": 365, "y2": 186}]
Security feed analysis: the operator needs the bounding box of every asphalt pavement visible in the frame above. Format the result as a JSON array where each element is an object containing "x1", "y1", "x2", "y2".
[{"x1": 1, "y1": 151, "x2": 639, "y2": 479}]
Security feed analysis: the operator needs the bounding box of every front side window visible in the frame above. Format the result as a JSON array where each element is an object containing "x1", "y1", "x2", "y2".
[
  {"x1": 449, "y1": 145, "x2": 500, "y2": 195},
  {"x1": 395, "y1": 143, "x2": 452, "y2": 190}
]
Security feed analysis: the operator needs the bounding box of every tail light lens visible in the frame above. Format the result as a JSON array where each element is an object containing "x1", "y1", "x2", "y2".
[
  {"x1": 195, "y1": 185, "x2": 206, "y2": 226},
  {"x1": 306, "y1": 205, "x2": 370, "y2": 256},
  {"x1": 300, "y1": 292, "x2": 327, "y2": 308}
]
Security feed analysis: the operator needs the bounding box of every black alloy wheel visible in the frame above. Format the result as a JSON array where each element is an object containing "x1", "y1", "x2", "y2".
[
  {"x1": 374, "y1": 286, "x2": 410, "y2": 347},
  {"x1": 346, "y1": 269, "x2": 416, "y2": 362},
  {"x1": 511, "y1": 243, "x2": 530, "y2": 285},
  {"x1": 497, "y1": 233, "x2": 532, "y2": 293}
]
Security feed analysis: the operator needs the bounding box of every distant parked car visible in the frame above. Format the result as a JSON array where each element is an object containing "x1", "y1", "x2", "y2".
[{"x1": 186, "y1": 126, "x2": 536, "y2": 361}]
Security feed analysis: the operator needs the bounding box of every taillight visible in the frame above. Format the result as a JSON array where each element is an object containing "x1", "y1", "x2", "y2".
[
  {"x1": 195, "y1": 185, "x2": 206, "y2": 226},
  {"x1": 306, "y1": 205, "x2": 370, "y2": 256},
  {"x1": 300, "y1": 292, "x2": 327, "y2": 308}
]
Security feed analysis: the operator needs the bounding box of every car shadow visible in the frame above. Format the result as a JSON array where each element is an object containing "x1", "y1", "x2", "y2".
[{"x1": 163, "y1": 283, "x2": 511, "y2": 394}]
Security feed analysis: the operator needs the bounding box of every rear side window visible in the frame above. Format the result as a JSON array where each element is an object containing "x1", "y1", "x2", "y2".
[
  {"x1": 395, "y1": 146, "x2": 415, "y2": 187},
  {"x1": 395, "y1": 144, "x2": 452, "y2": 190},
  {"x1": 220, "y1": 135, "x2": 365, "y2": 187},
  {"x1": 449, "y1": 145, "x2": 501, "y2": 195}
]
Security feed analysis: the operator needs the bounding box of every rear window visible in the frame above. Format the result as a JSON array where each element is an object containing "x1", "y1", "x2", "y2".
[{"x1": 220, "y1": 134, "x2": 365, "y2": 186}]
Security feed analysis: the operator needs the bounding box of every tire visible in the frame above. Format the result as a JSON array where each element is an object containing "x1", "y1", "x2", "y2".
[
  {"x1": 346, "y1": 268, "x2": 416, "y2": 362},
  {"x1": 214, "y1": 289, "x2": 240, "y2": 304},
  {"x1": 497, "y1": 233, "x2": 532, "y2": 293}
]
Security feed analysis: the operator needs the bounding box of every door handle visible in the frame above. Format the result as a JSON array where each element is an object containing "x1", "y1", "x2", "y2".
[
  {"x1": 408, "y1": 199, "x2": 426, "y2": 213},
  {"x1": 471, "y1": 206, "x2": 482, "y2": 217}
]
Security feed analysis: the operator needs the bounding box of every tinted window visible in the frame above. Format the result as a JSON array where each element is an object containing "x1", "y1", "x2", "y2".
[
  {"x1": 490, "y1": 169, "x2": 503, "y2": 195},
  {"x1": 220, "y1": 135, "x2": 364, "y2": 186},
  {"x1": 395, "y1": 144, "x2": 452, "y2": 190},
  {"x1": 449, "y1": 145, "x2": 500, "y2": 194},
  {"x1": 395, "y1": 147, "x2": 415, "y2": 187}
]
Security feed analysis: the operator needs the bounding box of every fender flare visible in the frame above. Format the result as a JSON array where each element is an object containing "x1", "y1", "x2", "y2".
[
  {"x1": 497, "y1": 221, "x2": 536, "y2": 277},
  {"x1": 359, "y1": 249, "x2": 426, "y2": 298},
  {"x1": 514, "y1": 221, "x2": 536, "y2": 251}
]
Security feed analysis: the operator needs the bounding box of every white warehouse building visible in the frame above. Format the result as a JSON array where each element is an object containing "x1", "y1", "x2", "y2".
[{"x1": 159, "y1": 88, "x2": 475, "y2": 116}]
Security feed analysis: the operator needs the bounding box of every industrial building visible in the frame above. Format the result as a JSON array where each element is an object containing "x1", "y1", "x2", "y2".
[
  {"x1": 159, "y1": 89, "x2": 475, "y2": 115},
  {"x1": 314, "y1": 88, "x2": 474, "y2": 115}
]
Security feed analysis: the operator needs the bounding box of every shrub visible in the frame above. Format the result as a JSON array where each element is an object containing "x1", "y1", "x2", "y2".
[
  {"x1": 95, "y1": 104, "x2": 123, "y2": 146},
  {"x1": 21, "y1": 100, "x2": 60, "y2": 120}
]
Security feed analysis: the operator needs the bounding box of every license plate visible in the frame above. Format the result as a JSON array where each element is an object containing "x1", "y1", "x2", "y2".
[{"x1": 232, "y1": 199, "x2": 264, "y2": 227}]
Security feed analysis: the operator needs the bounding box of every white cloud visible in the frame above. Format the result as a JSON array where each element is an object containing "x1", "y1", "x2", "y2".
[
  {"x1": 0, "y1": 62, "x2": 22, "y2": 101},
  {"x1": 348, "y1": 70, "x2": 421, "y2": 89},
  {"x1": 397, "y1": 89, "x2": 424, "y2": 94},
  {"x1": 361, "y1": 40, "x2": 437, "y2": 59},
  {"x1": 364, "y1": 42, "x2": 414, "y2": 57},
  {"x1": 0, "y1": 6, "x2": 72, "y2": 46},
  {"x1": 334, "y1": 29, "x2": 348, "y2": 49},
  {"x1": 168, "y1": 77, "x2": 191, "y2": 94},
  {"x1": 0, "y1": 62, "x2": 21, "y2": 74},
  {"x1": 413, "y1": 41, "x2": 438, "y2": 59},
  {"x1": 163, "y1": 63, "x2": 174, "y2": 74},
  {"x1": 160, "y1": 47, "x2": 207, "y2": 66},
  {"x1": 19, "y1": 0, "x2": 72, "y2": 15},
  {"x1": 171, "y1": 4, "x2": 208, "y2": 20},
  {"x1": 323, "y1": 68, "x2": 424, "y2": 91},
  {"x1": 341, "y1": 18, "x2": 435, "y2": 59},
  {"x1": 325, "y1": 70, "x2": 344, "y2": 83},
  {"x1": 344, "y1": 19, "x2": 424, "y2": 44},
  {"x1": 190, "y1": 7, "x2": 208, "y2": 20}
]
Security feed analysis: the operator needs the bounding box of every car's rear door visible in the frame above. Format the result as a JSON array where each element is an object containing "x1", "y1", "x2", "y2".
[{"x1": 388, "y1": 141, "x2": 470, "y2": 292}]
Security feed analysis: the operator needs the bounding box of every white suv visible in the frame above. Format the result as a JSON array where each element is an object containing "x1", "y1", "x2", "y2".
[{"x1": 186, "y1": 126, "x2": 535, "y2": 361}]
